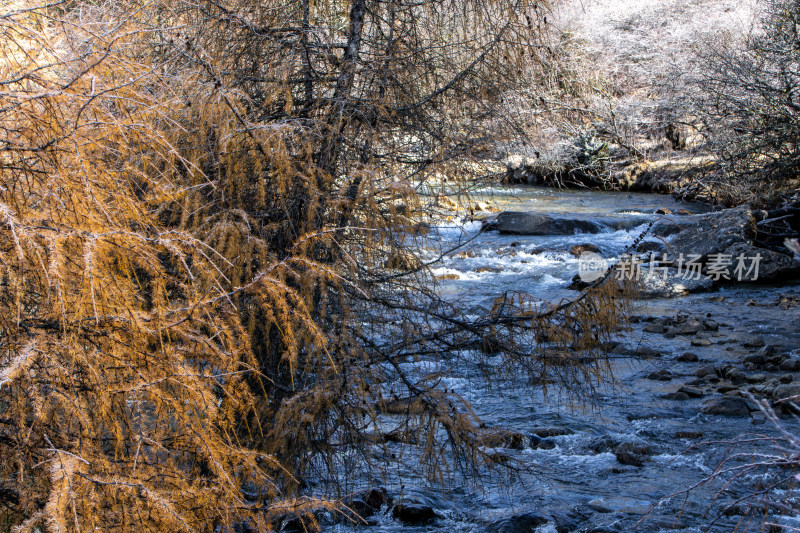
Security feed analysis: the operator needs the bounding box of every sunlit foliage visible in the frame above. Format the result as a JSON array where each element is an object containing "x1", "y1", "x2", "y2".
[{"x1": 0, "y1": 0, "x2": 629, "y2": 530}]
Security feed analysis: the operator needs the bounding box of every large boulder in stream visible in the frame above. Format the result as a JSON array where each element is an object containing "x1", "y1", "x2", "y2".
[
  {"x1": 482, "y1": 211, "x2": 646, "y2": 236},
  {"x1": 484, "y1": 211, "x2": 604, "y2": 235},
  {"x1": 722, "y1": 242, "x2": 799, "y2": 281},
  {"x1": 653, "y1": 205, "x2": 756, "y2": 257},
  {"x1": 653, "y1": 206, "x2": 799, "y2": 280}
]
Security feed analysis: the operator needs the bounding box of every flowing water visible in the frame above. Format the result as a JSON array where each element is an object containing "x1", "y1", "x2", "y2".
[{"x1": 328, "y1": 186, "x2": 800, "y2": 532}]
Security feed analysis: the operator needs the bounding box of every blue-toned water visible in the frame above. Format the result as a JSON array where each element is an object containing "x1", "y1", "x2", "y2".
[{"x1": 327, "y1": 186, "x2": 800, "y2": 532}]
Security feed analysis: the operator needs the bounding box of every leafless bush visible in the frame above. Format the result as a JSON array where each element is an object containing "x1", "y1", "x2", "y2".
[
  {"x1": 693, "y1": 0, "x2": 800, "y2": 205},
  {"x1": 503, "y1": 0, "x2": 758, "y2": 191}
]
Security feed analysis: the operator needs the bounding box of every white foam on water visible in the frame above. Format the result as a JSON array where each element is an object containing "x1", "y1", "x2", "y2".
[{"x1": 429, "y1": 220, "x2": 483, "y2": 240}]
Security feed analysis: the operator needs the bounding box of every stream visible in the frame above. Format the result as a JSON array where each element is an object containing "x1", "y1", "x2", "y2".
[{"x1": 328, "y1": 186, "x2": 800, "y2": 532}]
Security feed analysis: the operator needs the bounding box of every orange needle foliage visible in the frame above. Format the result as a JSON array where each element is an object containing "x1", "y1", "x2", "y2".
[
  {"x1": 0, "y1": 2, "x2": 334, "y2": 530},
  {"x1": 0, "y1": 0, "x2": 628, "y2": 530}
]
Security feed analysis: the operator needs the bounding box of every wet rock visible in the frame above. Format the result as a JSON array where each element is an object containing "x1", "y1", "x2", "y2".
[
  {"x1": 743, "y1": 396, "x2": 762, "y2": 412},
  {"x1": 487, "y1": 512, "x2": 549, "y2": 533},
  {"x1": 724, "y1": 332, "x2": 763, "y2": 347},
  {"x1": 694, "y1": 365, "x2": 717, "y2": 378},
  {"x1": 475, "y1": 266, "x2": 503, "y2": 274},
  {"x1": 636, "y1": 240, "x2": 665, "y2": 254},
  {"x1": 570, "y1": 243, "x2": 601, "y2": 256},
  {"x1": 639, "y1": 346, "x2": 665, "y2": 357},
  {"x1": 655, "y1": 205, "x2": 755, "y2": 261},
  {"x1": 700, "y1": 396, "x2": 750, "y2": 416},
  {"x1": 678, "y1": 386, "x2": 704, "y2": 398},
  {"x1": 743, "y1": 336, "x2": 766, "y2": 348},
  {"x1": 567, "y1": 274, "x2": 591, "y2": 291},
  {"x1": 780, "y1": 358, "x2": 800, "y2": 372},
  {"x1": 614, "y1": 442, "x2": 650, "y2": 467},
  {"x1": 487, "y1": 212, "x2": 605, "y2": 235},
  {"x1": 533, "y1": 427, "x2": 574, "y2": 438},
  {"x1": 751, "y1": 383, "x2": 774, "y2": 395},
  {"x1": 768, "y1": 352, "x2": 789, "y2": 366},
  {"x1": 759, "y1": 344, "x2": 777, "y2": 357},
  {"x1": 743, "y1": 353, "x2": 766, "y2": 366},
  {"x1": 277, "y1": 508, "x2": 338, "y2": 532},
  {"x1": 383, "y1": 429, "x2": 419, "y2": 444},
  {"x1": 724, "y1": 368, "x2": 747, "y2": 384},
  {"x1": 678, "y1": 352, "x2": 699, "y2": 362},
  {"x1": 362, "y1": 487, "x2": 388, "y2": 511},
  {"x1": 674, "y1": 431, "x2": 703, "y2": 439},
  {"x1": 780, "y1": 374, "x2": 794, "y2": 384},
  {"x1": 529, "y1": 434, "x2": 557, "y2": 450},
  {"x1": 773, "y1": 384, "x2": 800, "y2": 404},
  {"x1": 742, "y1": 336, "x2": 764, "y2": 348},
  {"x1": 723, "y1": 242, "x2": 799, "y2": 281},
  {"x1": 643, "y1": 323, "x2": 667, "y2": 334},
  {"x1": 691, "y1": 337, "x2": 712, "y2": 347},
  {"x1": 746, "y1": 373, "x2": 767, "y2": 383},
  {"x1": 721, "y1": 503, "x2": 748, "y2": 517},
  {"x1": 384, "y1": 250, "x2": 422, "y2": 271},
  {"x1": 345, "y1": 498, "x2": 375, "y2": 519},
  {"x1": 655, "y1": 207, "x2": 673, "y2": 215},
  {"x1": 611, "y1": 344, "x2": 663, "y2": 357},
  {"x1": 586, "y1": 435, "x2": 618, "y2": 454},
  {"x1": 476, "y1": 429, "x2": 530, "y2": 450},
  {"x1": 647, "y1": 369, "x2": 673, "y2": 381},
  {"x1": 277, "y1": 517, "x2": 306, "y2": 533},
  {"x1": 662, "y1": 391, "x2": 690, "y2": 401},
  {"x1": 392, "y1": 503, "x2": 436, "y2": 524},
  {"x1": 675, "y1": 318, "x2": 704, "y2": 335}
]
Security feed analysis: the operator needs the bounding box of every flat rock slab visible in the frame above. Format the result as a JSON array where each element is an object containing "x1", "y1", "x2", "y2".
[
  {"x1": 483, "y1": 211, "x2": 642, "y2": 235},
  {"x1": 655, "y1": 205, "x2": 756, "y2": 260}
]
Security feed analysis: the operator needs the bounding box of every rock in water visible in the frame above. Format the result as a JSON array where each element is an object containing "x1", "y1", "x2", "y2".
[
  {"x1": 654, "y1": 205, "x2": 756, "y2": 260},
  {"x1": 488, "y1": 212, "x2": 604, "y2": 235},
  {"x1": 488, "y1": 512, "x2": 549, "y2": 533},
  {"x1": 363, "y1": 487, "x2": 388, "y2": 510},
  {"x1": 614, "y1": 442, "x2": 650, "y2": 467},
  {"x1": 723, "y1": 242, "x2": 799, "y2": 281},
  {"x1": 570, "y1": 243, "x2": 602, "y2": 256},
  {"x1": 773, "y1": 384, "x2": 800, "y2": 404},
  {"x1": 700, "y1": 396, "x2": 750, "y2": 416},
  {"x1": 392, "y1": 503, "x2": 436, "y2": 524}
]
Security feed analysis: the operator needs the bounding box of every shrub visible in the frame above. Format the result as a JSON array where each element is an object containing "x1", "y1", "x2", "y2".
[{"x1": 697, "y1": 0, "x2": 800, "y2": 201}]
